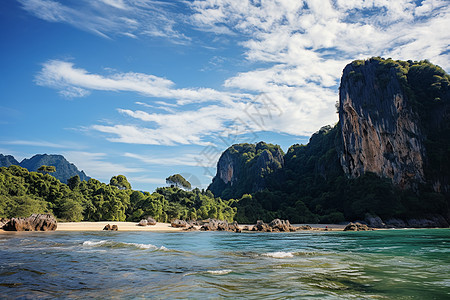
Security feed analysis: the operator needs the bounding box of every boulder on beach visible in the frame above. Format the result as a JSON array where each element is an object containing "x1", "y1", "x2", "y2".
[
  {"x1": 344, "y1": 222, "x2": 371, "y2": 231},
  {"x1": 297, "y1": 225, "x2": 312, "y2": 230},
  {"x1": 138, "y1": 219, "x2": 148, "y2": 226},
  {"x1": 146, "y1": 217, "x2": 157, "y2": 226},
  {"x1": 0, "y1": 218, "x2": 10, "y2": 229},
  {"x1": 200, "y1": 219, "x2": 241, "y2": 232},
  {"x1": 103, "y1": 224, "x2": 118, "y2": 231},
  {"x1": 3, "y1": 214, "x2": 57, "y2": 231},
  {"x1": 252, "y1": 219, "x2": 297, "y2": 232},
  {"x1": 171, "y1": 219, "x2": 187, "y2": 228}
]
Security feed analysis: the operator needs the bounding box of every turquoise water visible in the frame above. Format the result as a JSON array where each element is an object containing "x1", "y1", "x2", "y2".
[{"x1": 0, "y1": 229, "x2": 449, "y2": 299}]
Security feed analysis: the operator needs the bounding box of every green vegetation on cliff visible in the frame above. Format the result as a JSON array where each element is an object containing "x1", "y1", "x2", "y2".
[
  {"x1": 209, "y1": 58, "x2": 449, "y2": 224},
  {"x1": 0, "y1": 166, "x2": 236, "y2": 222}
]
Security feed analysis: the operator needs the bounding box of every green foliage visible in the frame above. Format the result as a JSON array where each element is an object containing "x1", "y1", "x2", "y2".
[
  {"x1": 166, "y1": 174, "x2": 191, "y2": 190},
  {"x1": 0, "y1": 166, "x2": 235, "y2": 223},
  {"x1": 38, "y1": 165, "x2": 56, "y2": 173},
  {"x1": 110, "y1": 175, "x2": 132, "y2": 190}
]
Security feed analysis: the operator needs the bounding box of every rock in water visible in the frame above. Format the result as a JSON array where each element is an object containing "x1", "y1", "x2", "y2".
[{"x1": 3, "y1": 214, "x2": 57, "y2": 231}]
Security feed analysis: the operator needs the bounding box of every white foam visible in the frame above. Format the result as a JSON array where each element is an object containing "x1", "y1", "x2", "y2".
[
  {"x1": 129, "y1": 243, "x2": 158, "y2": 250},
  {"x1": 207, "y1": 269, "x2": 232, "y2": 275},
  {"x1": 262, "y1": 251, "x2": 294, "y2": 258},
  {"x1": 82, "y1": 240, "x2": 107, "y2": 246}
]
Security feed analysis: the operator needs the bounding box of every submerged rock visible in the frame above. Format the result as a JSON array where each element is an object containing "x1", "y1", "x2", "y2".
[{"x1": 3, "y1": 214, "x2": 57, "y2": 231}]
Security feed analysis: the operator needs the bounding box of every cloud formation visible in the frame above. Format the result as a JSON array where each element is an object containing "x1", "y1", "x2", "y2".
[
  {"x1": 34, "y1": 0, "x2": 450, "y2": 146},
  {"x1": 18, "y1": 0, "x2": 190, "y2": 41}
]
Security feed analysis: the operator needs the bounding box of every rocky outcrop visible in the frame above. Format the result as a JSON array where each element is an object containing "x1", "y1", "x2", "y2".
[
  {"x1": 200, "y1": 219, "x2": 241, "y2": 232},
  {"x1": 252, "y1": 219, "x2": 297, "y2": 232},
  {"x1": 343, "y1": 222, "x2": 371, "y2": 231},
  {"x1": 103, "y1": 224, "x2": 118, "y2": 231},
  {"x1": 339, "y1": 59, "x2": 425, "y2": 189},
  {"x1": 208, "y1": 142, "x2": 284, "y2": 199},
  {"x1": 3, "y1": 214, "x2": 57, "y2": 231},
  {"x1": 171, "y1": 219, "x2": 187, "y2": 228}
]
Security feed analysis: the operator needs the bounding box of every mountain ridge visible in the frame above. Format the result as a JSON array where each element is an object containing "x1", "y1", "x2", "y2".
[{"x1": 0, "y1": 153, "x2": 90, "y2": 184}]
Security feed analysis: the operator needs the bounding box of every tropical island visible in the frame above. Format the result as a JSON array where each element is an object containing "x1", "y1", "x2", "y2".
[{"x1": 1, "y1": 57, "x2": 449, "y2": 230}]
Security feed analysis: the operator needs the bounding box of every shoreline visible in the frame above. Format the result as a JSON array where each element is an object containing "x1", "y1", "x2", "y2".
[{"x1": 54, "y1": 222, "x2": 347, "y2": 232}]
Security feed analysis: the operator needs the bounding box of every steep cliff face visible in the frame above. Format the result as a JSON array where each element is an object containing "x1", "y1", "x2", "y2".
[
  {"x1": 339, "y1": 59, "x2": 426, "y2": 188},
  {"x1": 208, "y1": 142, "x2": 284, "y2": 199}
]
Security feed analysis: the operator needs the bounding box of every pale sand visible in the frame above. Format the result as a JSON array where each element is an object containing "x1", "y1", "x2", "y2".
[
  {"x1": 55, "y1": 222, "x2": 346, "y2": 232},
  {"x1": 56, "y1": 222, "x2": 187, "y2": 232}
]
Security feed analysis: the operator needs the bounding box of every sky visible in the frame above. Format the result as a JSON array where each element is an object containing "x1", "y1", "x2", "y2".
[{"x1": 1, "y1": 0, "x2": 449, "y2": 192}]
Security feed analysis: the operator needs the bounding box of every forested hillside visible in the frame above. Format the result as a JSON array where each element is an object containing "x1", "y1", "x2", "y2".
[{"x1": 0, "y1": 166, "x2": 236, "y2": 222}]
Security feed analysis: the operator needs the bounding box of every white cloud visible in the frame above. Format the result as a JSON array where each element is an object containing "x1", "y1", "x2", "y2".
[
  {"x1": 124, "y1": 152, "x2": 210, "y2": 167},
  {"x1": 35, "y1": 60, "x2": 248, "y2": 104},
  {"x1": 3, "y1": 140, "x2": 73, "y2": 149},
  {"x1": 33, "y1": 0, "x2": 450, "y2": 146},
  {"x1": 62, "y1": 151, "x2": 144, "y2": 181},
  {"x1": 18, "y1": 0, "x2": 189, "y2": 41}
]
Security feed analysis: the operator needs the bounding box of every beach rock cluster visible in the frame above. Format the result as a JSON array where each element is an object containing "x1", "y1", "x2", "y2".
[
  {"x1": 200, "y1": 219, "x2": 241, "y2": 232},
  {"x1": 2, "y1": 214, "x2": 57, "y2": 231},
  {"x1": 365, "y1": 214, "x2": 449, "y2": 228},
  {"x1": 138, "y1": 217, "x2": 157, "y2": 226},
  {"x1": 252, "y1": 219, "x2": 297, "y2": 232},
  {"x1": 343, "y1": 222, "x2": 371, "y2": 231},
  {"x1": 103, "y1": 224, "x2": 118, "y2": 231},
  {"x1": 171, "y1": 219, "x2": 188, "y2": 228}
]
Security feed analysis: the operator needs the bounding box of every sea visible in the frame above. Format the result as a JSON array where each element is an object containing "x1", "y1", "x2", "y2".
[{"x1": 0, "y1": 229, "x2": 449, "y2": 299}]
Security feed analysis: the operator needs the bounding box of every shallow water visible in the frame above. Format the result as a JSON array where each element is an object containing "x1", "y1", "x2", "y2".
[{"x1": 0, "y1": 229, "x2": 449, "y2": 299}]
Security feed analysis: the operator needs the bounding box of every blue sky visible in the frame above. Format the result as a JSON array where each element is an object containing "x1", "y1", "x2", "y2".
[{"x1": 1, "y1": 0, "x2": 449, "y2": 192}]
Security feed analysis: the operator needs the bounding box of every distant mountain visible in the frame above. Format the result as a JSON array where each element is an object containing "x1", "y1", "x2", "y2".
[
  {"x1": 0, "y1": 154, "x2": 90, "y2": 184},
  {"x1": 0, "y1": 154, "x2": 20, "y2": 167}
]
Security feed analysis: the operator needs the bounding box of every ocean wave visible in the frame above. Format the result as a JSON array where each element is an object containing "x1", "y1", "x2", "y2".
[
  {"x1": 82, "y1": 240, "x2": 168, "y2": 251},
  {"x1": 207, "y1": 269, "x2": 232, "y2": 275},
  {"x1": 262, "y1": 251, "x2": 295, "y2": 258}
]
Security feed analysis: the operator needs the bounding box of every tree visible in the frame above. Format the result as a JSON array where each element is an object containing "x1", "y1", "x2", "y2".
[
  {"x1": 110, "y1": 175, "x2": 131, "y2": 190},
  {"x1": 67, "y1": 175, "x2": 81, "y2": 190},
  {"x1": 37, "y1": 165, "x2": 56, "y2": 174},
  {"x1": 166, "y1": 174, "x2": 191, "y2": 190}
]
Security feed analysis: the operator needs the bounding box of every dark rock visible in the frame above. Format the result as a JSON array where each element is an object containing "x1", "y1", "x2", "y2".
[
  {"x1": 3, "y1": 214, "x2": 57, "y2": 231},
  {"x1": 344, "y1": 222, "x2": 371, "y2": 231},
  {"x1": 365, "y1": 214, "x2": 385, "y2": 228},
  {"x1": 138, "y1": 219, "x2": 148, "y2": 226},
  {"x1": 184, "y1": 225, "x2": 198, "y2": 231},
  {"x1": 297, "y1": 225, "x2": 312, "y2": 230},
  {"x1": 103, "y1": 224, "x2": 118, "y2": 231},
  {"x1": 200, "y1": 219, "x2": 241, "y2": 232},
  {"x1": 252, "y1": 219, "x2": 296, "y2": 232},
  {"x1": 0, "y1": 218, "x2": 10, "y2": 229},
  {"x1": 171, "y1": 219, "x2": 187, "y2": 228},
  {"x1": 384, "y1": 218, "x2": 406, "y2": 228},
  {"x1": 146, "y1": 217, "x2": 157, "y2": 226}
]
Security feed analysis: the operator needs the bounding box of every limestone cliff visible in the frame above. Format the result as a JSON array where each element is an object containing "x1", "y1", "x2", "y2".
[
  {"x1": 339, "y1": 58, "x2": 450, "y2": 190},
  {"x1": 208, "y1": 142, "x2": 284, "y2": 199}
]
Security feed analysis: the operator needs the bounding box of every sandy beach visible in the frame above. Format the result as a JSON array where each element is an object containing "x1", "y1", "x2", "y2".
[
  {"x1": 55, "y1": 222, "x2": 346, "y2": 232},
  {"x1": 56, "y1": 222, "x2": 188, "y2": 232}
]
